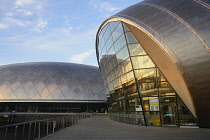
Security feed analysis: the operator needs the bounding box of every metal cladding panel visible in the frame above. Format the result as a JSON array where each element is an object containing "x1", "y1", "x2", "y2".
[
  {"x1": 98, "y1": 0, "x2": 210, "y2": 127},
  {"x1": 0, "y1": 62, "x2": 106, "y2": 102}
]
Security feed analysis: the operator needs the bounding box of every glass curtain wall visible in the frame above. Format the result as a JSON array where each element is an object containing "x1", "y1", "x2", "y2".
[
  {"x1": 96, "y1": 21, "x2": 197, "y2": 127},
  {"x1": 0, "y1": 102, "x2": 106, "y2": 113}
]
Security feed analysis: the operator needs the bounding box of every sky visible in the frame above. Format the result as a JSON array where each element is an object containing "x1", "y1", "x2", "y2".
[{"x1": 0, "y1": 0, "x2": 142, "y2": 66}]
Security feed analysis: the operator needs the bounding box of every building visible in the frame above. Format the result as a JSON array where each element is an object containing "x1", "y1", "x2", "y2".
[
  {"x1": 0, "y1": 62, "x2": 106, "y2": 113},
  {"x1": 96, "y1": 0, "x2": 210, "y2": 128}
]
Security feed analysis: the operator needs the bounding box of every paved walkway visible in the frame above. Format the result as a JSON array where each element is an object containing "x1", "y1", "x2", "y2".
[{"x1": 42, "y1": 115, "x2": 210, "y2": 140}]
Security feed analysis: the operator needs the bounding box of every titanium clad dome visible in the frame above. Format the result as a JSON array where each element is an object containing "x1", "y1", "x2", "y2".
[{"x1": 0, "y1": 62, "x2": 106, "y2": 102}]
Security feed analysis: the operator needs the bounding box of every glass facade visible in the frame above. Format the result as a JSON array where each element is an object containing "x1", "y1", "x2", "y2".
[
  {"x1": 0, "y1": 102, "x2": 106, "y2": 113},
  {"x1": 96, "y1": 21, "x2": 197, "y2": 127}
]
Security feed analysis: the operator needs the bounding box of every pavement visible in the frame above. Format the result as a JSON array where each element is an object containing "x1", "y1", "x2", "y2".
[{"x1": 42, "y1": 115, "x2": 210, "y2": 140}]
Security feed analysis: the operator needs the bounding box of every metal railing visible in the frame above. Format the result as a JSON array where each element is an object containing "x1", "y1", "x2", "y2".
[{"x1": 0, "y1": 113, "x2": 92, "y2": 140}]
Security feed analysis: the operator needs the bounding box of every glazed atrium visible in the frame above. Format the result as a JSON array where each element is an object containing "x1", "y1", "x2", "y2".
[
  {"x1": 96, "y1": 0, "x2": 210, "y2": 128},
  {"x1": 96, "y1": 21, "x2": 196, "y2": 127}
]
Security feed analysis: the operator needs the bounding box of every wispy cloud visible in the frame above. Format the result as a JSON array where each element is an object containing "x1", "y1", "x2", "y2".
[
  {"x1": 62, "y1": 27, "x2": 74, "y2": 34},
  {"x1": 17, "y1": 9, "x2": 33, "y2": 16},
  {"x1": 34, "y1": 18, "x2": 48, "y2": 32},
  {"x1": 89, "y1": 0, "x2": 119, "y2": 12},
  {"x1": 2, "y1": 17, "x2": 31, "y2": 27},
  {"x1": 0, "y1": 0, "x2": 46, "y2": 31},
  {"x1": 69, "y1": 50, "x2": 95, "y2": 63},
  {"x1": 14, "y1": 0, "x2": 44, "y2": 13},
  {"x1": 15, "y1": 0, "x2": 34, "y2": 8},
  {"x1": 33, "y1": 43, "x2": 59, "y2": 50},
  {"x1": 9, "y1": 27, "x2": 97, "y2": 52},
  {"x1": 0, "y1": 24, "x2": 9, "y2": 29},
  {"x1": 6, "y1": 12, "x2": 14, "y2": 17}
]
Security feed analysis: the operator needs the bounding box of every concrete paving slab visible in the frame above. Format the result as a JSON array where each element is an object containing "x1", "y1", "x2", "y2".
[{"x1": 42, "y1": 115, "x2": 210, "y2": 140}]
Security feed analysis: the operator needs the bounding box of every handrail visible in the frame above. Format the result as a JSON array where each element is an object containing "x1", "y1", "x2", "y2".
[
  {"x1": 0, "y1": 115, "x2": 74, "y2": 129},
  {"x1": 0, "y1": 113, "x2": 93, "y2": 140}
]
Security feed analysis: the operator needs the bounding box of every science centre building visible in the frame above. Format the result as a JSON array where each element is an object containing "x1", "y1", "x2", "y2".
[
  {"x1": 96, "y1": 0, "x2": 210, "y2": 128},
  {"x1": 0, "y1": 62, "x2": 106, "y2": 113}
]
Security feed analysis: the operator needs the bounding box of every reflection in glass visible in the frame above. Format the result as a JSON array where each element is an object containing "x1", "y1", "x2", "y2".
[
  {"x1": 98, "y1": 38, "x2": 105, "y2": 52},
  {"x1": 122, "y1": 23, "x2": 130, "y2": 32},
  {"x1": 107, "y1": 46, "x2": 115, "y2": 56},
  {"x1": 113, "y1": 77, "x2": 122, "y2": 89},
  {"x1": 106, "y1": 36, "x2": 114, "y2": 51},
  {"x1": 125, "y1": 32, "x2": 138, "y2": 44},
  {"x1": 103, "y1": 24, "x2": 112, "y2": 42},
  {"x1": 135, "y1": 69, "x2": 156, "y2": 81},
  {"x1": 145, "y1": 112, "x2": 161, "y2": 126},
  {"x1": 177, "y1": 96, "x2": 197, "y2": 126},
  {"x1": 114, "y1": 34, "x2": 127, "y2": 53},
  {"x1": 120, "y1": 71, "x2": 134, "y2": 85},
  {"x1": 123, "y1": 81, "x2": 136, "y2": 96},
  {"x1": 108, "y1": 82, "x2": 114, "y2": 91},
  {"x1": 128, "y1": 43, "x2": 147, "y2": 56},
  {"x1": 132, "y1": 56, "x2": 155, "y2": 69},
  {"x1": 110, "y1": 21, "x2": 120, "y2": 31},
  {"x1": 116, "y1": 46, "x2": 129, "y2": 64},
  {"x1": 101, "y1": 46, "x2": 107, "y2": 56},
  {"x1": 112, "y1": 24, "x2": 124, "y2": 42},
  {"x1": 118, "y1": 58, "x2": 132, "y2": 75}
]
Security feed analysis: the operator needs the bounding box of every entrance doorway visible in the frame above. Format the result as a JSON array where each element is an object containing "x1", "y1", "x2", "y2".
[{"x1": 162, "y1": 103, "x2": 177, "y2": 126}]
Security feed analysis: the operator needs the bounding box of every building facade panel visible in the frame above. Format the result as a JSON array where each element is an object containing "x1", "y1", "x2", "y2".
[
  {"x1": 0, "y1": 62, "x2": 106, "y2": 102},
  {"x1": 0, "y1": 62, "x2": 107, "y2": 113}
]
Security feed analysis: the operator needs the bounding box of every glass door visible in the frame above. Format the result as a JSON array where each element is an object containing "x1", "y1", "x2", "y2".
[{"x1": 162, "y1": 103, "x2": 177, "y2": 126}]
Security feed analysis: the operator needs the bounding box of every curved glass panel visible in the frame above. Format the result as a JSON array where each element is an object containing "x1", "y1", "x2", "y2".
[
  {"x1": 110, "y1": 21, "x2": 120, "y2": 32},
  {"x1": 122, "y1": 23, "x2": 130, "y2": 32},
  {"x1": 103, "y1": 24, "x2": 111, "y2": 42},
  {"x1": 128, "y1": 43, "x2": 147, "y2": 56},
  {"x1": 132, "y1": 56, "x2": 155, "y2": 69},
  {"x1": 125, "y1": 32, "x2": 138, "y2": 44},
  {"x1": 114, "y1": 34, "x2": 127, "y2": 53},
  {"x1": 112, "y1": 23, "x2": 124, "y2": 42},
  {"x1": 116, "y1": 46, "x2": 129, "y2": 64}
]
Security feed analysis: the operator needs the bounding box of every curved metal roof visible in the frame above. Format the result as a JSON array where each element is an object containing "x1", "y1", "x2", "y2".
[
  {"x1": 96, "y1": 0, "x2": 210, "y2": 127},
  {"x1": 0, "y1": 62, "x2": 106, "y2": 102}
]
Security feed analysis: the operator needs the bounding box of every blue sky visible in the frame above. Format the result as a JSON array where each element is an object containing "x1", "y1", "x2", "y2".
[{"x1": 0, "y1": 0, "x2": 142, "y2": 66}]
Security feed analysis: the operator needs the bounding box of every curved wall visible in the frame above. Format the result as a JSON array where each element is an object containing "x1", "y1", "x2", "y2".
[
  {"x1": 0, "y1": 62, "x2": 106, "y2": 102},
  {"x1": 96, "y1": 0, "x2": 210, "y2": 127}
]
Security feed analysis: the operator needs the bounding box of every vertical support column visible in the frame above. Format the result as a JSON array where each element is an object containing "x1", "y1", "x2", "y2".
[
  {"x1": 33, "y1": 122, "x2": 37, "y2": 139},
  {"x1": 72, "y1": 116, "x2": 74, "y2": 125},
  {"x1": 22, "y1": 124, "x2": 25, "y2": 140},
  {"x1": 28, "y1": 123, "x2": 31, "y2": 140},
  {"x1": 38, "y1": 122, "x2": 41, "y2": 139},
  {"x1": 14, "y1": 125, "x2": 18, "y2": 140},
  {"x1": 53, "y1": 121, "x2": 56, "y2": 133},
  {"x1": 5, "y1": 127, "x2": 8, "y2": 140},
  {"x1": 47, "y1": 121, "x2": 49, "y2": 135}
]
